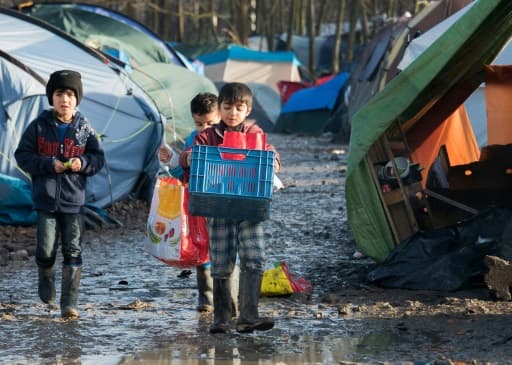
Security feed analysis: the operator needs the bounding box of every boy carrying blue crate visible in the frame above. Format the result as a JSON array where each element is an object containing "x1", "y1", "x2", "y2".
[{"x1": 179, "y1": 82, "x2": 281, "y2": 334}]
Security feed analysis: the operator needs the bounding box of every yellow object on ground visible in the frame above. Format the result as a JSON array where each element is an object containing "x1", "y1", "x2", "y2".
[{"x1": 260, "y1": 262, "x2": 294, "y2": 297}]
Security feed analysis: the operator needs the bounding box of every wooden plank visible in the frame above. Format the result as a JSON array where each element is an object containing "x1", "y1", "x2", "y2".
[
  {"x1": 425, "y1": 188, "x2": 479, "y2": 215},
  {"x1": 381, "y1": 134, "x2": 419, "y2": 234},
  {"x1": 366, "y1": 153, "x2": 401, "y2": 243}
]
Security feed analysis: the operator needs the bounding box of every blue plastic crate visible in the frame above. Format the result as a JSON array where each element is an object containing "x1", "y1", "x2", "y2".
[{"x1": 188, "y1": 145, "x2": 275, "y2": 221}]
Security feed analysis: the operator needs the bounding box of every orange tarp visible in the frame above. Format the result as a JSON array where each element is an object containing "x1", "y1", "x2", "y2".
[{"x1": 408, "y1": 105, "x2": 481, "y2": 185}]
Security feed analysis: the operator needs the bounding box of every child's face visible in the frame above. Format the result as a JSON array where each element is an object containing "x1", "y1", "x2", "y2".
[
  {"x1": 192, "y1": 110, "x2": 221, "y2": 132},
  {"x1": 52, "y1": 89, "x2": 77, "y2": 122},
  {"x1": 220, "y1": 101, "x2": 251, "y2": 128}
]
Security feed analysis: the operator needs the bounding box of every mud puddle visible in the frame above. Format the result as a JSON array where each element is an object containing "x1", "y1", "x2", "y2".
[{"x1": 0, "y1": 230, "x2": 399, "y2": 365}]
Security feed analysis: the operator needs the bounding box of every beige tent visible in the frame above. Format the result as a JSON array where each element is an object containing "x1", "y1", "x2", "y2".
[{"x1": 198, "y1": 45, "x2": 301, "y2": 93}]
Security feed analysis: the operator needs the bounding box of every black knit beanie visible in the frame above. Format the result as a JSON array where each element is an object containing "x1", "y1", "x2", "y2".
[{"x1": 46, "y1": 70, "x2": 83, "y2": 106}]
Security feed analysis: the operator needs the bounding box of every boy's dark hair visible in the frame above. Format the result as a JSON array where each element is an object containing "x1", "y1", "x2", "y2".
[
  {"x1": 190, "y1": 92, "x2": 218, "y2": 115},
  {"x1": 218, "y1": 82, "x2": 253, "y2": 109}
]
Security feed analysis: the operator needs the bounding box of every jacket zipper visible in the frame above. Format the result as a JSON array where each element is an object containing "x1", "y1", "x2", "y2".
[{"x1": 54, "y1": 123, "x2": 64, "y2": 211}]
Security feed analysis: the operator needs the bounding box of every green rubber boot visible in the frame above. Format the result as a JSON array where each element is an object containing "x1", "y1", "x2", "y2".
[
  {"x1": 60, "y1": 266, "x2": 81, "y2": 319},
  {"x1": 196, "y1": 265, "x2": 213, "y2": 312},
  {"x1": 38, "y1": 265, "x2": 56, "y2": 304},
  {"x1": 209, "y1": 278, "x2": 232, "y2": 334},
  {"x1": 236, "y1": 269, "x2": 274, "y2": 333}
]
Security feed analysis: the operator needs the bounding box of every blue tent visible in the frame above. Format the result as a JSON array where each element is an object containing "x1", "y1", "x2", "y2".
[
  {"x1": 274, "y1": 72, "x2": 350, "y2": 134},
  {"x1": 198, "y1": 45, "x2": 301, "y2": 66}
]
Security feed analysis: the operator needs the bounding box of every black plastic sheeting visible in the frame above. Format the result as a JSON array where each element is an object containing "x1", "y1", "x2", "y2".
[{"x1": 367, "y1": 208, "x2": 512, "y2": 291}]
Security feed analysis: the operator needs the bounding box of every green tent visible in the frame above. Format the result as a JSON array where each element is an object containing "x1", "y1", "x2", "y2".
[
  {"x1": 346, "y1": 0, "x2": 512, "y2": 262},
  {"x1": 20, "y1": 3, "x2": 180, "y2": 67},
  {"x1": 131, "y1": 63, "x2": 218, "y2": 146}
]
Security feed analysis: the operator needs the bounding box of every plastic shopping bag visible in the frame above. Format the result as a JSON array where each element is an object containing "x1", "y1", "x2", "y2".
[
  {"x1": 260, "y1": 261, "x2": 313, "y2": 297},
  {"x1": 144, "y1": 177, "x2": 209, "y2": 268}
]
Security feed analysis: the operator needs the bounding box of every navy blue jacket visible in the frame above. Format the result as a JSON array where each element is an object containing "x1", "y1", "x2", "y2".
[{"x1": 15, "y1": 110, "x2": 105, "y2": 214}]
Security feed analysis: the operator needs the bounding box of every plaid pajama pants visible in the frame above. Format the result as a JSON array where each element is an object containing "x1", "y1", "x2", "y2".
[{"x1": 207, "y1": 218, "x2": 265, "y2": 278}]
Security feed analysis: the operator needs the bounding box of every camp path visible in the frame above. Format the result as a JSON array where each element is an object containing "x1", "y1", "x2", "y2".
[{"x1": 1, "y1": 132, "x2": 511, "y2": 364}]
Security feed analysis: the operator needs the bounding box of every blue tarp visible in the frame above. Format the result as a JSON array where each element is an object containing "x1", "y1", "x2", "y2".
[
  {"x1": 198, "y1": 45, "x2": 301, "y2": 66},
  {"x1": 281, "y1": 72, "x2": 349, "y2": 113}
]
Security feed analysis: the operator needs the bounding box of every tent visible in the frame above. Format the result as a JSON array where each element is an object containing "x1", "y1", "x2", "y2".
[
  {"x1": 397, "y1": 1, "x2": 512, "y2": 147},
  {"x1": 19, "y1": 2, "x2": 186, "y2": 69},
  {"x1": 197, "y1": 44, "x2": 301, "y2": 94},
  {"x1": 346, "y1": 0, "x2": 471, "y2": 130},
  {"x1": 130, "y1": 63, "x2": 218, "y2": 144},
  {"x1": 0, "y1": 55, "x2": 47, "y2": 224},
  {"x1": 346, "y1": 0, "x2": 512, "y2": 262},
  {"x1": 0, "y1": 8, "x2": 163, "y2": 223},
  {"x1": 338, "y1": 0, "x2": 471, "y2": 144},
  {"x1": 273, "y1": 72, "x2": 350, "y2": 135},
  {"x1": 19, "y1": 3, "x2": 219, "y2": 147},
  {"x1": 21, "y1": 2, "x2": 206, "y2": 75}
]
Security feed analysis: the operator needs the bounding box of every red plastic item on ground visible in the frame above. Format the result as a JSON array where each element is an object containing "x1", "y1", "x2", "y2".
[{"x1": 280, "y1": 261, "x2": 313, "y2": 294}]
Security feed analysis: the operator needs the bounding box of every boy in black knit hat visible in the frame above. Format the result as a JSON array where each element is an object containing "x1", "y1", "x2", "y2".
[{"x1": 15, "y1": 69, "x2": 105, "y2": 319}]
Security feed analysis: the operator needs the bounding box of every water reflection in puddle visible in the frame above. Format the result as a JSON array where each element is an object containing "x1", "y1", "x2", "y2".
[
  {"x1": 0, "y1": 235, "x2": 397, "y2": 364},
  {"x1": 76, "y1": 332, "x2": 395, "y2": 365}
]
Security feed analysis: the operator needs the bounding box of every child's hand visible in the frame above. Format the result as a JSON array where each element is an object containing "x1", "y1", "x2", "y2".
[
  {"x1": 274, "y1": 160, "x2": 280, "y2": 173},
  {"x1": 159, "y1": 147, "x2": 172, "y2": 163},
  {"x1": 54, "y1": 160, "x2": 67, "y2": 173},
  {"x1": 68, "y1": 157, "x2": 82, "y2": 172}
]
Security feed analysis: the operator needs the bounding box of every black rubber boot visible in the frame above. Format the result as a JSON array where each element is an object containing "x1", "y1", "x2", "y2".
[
  {"x1": 196, "y1": 265, "x2": 213, "y2": 312},
  {"x1": 60, "y1": 266, "x2": 81, "y2": 319},
  {"x1": 38, "y1": 265, "x2": 56, "y2": 304},
  {"x1": 236, "y1": 269, "x2": 274, "y2": 333},
  {"x1": 209, "y1": 278, "x2": 232, "y2": 334}
]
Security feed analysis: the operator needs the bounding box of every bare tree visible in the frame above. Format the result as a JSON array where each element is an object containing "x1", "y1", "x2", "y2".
[
  {"x1": 285, "y1": 0, "x2": 296, "y2": 50},
  {"x1": 331, "y1": 0, "x2": 346, "y2": 74},
  {"x1": 345, "y1": 0, "x2": 359, "y2": 67},
  {"x1": 298, "y1": 0, "x2": 306, "y2": 35},
  {"x1": 314, "y1": 0, "x2": 328, "y2": 36},
  {"x1": 177, "y1": 0, "x2": 184, "y2": 42},
  {"x1": 360, "y1": 0, "x2": 369, "y2": 42},
  {"x1": 388, "y1": 0, "x2": 397, "y2": 18},
  {"x1": 307, "y1": 0, "x2": 316, "y2": 79},
  {"x1": 267, "y1": 2, "x2": 276, "y2": 51},
  {"x1": 209, "y1": 0, "x2": 219, "y2": 43},
  {"x1": 238, "y1": 0, "x2": 250, "y2": 45}
]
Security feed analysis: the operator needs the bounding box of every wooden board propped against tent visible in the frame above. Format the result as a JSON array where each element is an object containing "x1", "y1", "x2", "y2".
[{"x1": 485, "y1": 65, "x2": 512, "y2": 145}]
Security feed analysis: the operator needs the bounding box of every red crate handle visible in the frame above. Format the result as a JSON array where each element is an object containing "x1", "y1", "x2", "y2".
[{"x1": 217, "y1": 146, "x2": 248, "y2": 161}]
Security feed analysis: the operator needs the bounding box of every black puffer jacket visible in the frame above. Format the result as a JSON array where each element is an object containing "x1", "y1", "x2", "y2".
[{"x1": 15, "y1": 110, "x2": 105, "y2": 214}]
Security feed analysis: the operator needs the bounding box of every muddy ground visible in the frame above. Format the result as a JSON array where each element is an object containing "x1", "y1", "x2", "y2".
[{"x1": 1, "y1": 133, "x2": 512, "y2": 364}]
